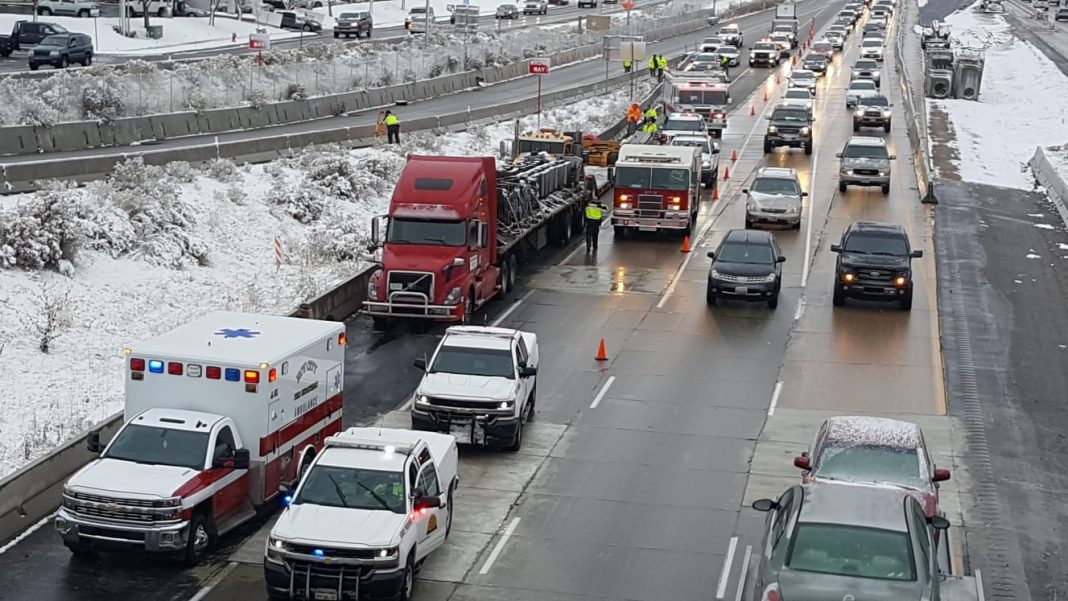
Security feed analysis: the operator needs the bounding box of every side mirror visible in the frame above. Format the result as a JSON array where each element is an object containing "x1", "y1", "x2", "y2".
[
  {"x1": 415, "y1": 495, "x2": 442, "y2": 510},
  {"x1": 793, "y1": 455, "x2": 811, "y2": 469},
  {"x1": 911, "y1": 250, "x2": 924, "y2": 258},
  {"x1": 751, "y1": 498, "x2": 777, "y2": 512},
  {"x1": 929, "y1": 515, "x2": 951, "y2": 530},
  {"x1": 889, "y1": 154, "x2": 897, "y2": 160},
  {"x1": 413, "y1": 357, "x2": 427, "y2": 370},
  {"x1": 213, "y1": 447, "x2": 250, "y2": 469},
  {"x1": 86, "y1": 431, "x2": 103, "y2": 454},
  {"x1": 830, "y1": 244, "x2": 842, "y2": 252},
  {"x1": 933, "y1": 468, "x2": 951, "y2": 482},
  {"x1": 777, "y1": 256, "x2": 786, "y2": 263},
  {"x1": 741, "y1": 188, "x2": 749, "y2": 194},
  {"x1": 370, "y1": 214, "x2": 386, "y2": 248},
  {"x1": 706, "y1": 251, "x2": 715, "y2": 259},
  {"x1": 519, "y1": 366, "x2": 538, "y2": 378},
  {"x1": 835, "y1": 152, "x2": 843, "y2": 158},
  {"x1": 801, "y1": 191, "x2": 809, "y2": 197},
  {"x1": 278, "y1": 483, "x2": 291, "y2": 494}
]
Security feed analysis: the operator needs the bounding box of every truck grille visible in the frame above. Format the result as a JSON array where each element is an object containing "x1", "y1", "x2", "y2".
[
  {"x1": 865, "y1": 110, "x2": 883, "y2": 118},
  {"x1": 776, "y1": 127, "x2": 800, "y2": 136},
  {"x1": 71, "y1": 492, "x2": 170, "y2": 508},
  {"x1": 288, "y1": 562, "x2": 365, "y2": 599},
  {"x1": 715, "y1": 273, "x2": 771, "y2": 283},
  {"x1": 387, "y1": 271, "x2": 434, "y2": 299},
  {"x1": 637, "y1": 194, "x2": 663, "y2": 217},
  {"x1": 857, "y1": 268, "x2": 894, "y2": 283},
  {"x1": 854, "y1": 168, "x2": 879, "y2": 176},
  {"x1": 287, "y1": 543, "x2": 379, "y2": 560},
  {"x1": 427, "y1": 396, "x2": 500, "y2": 410}
]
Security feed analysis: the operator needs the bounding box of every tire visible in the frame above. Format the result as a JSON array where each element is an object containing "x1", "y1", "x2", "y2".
[
  {"x1": 399, "y1": 555, "x2": 415, "y2": 601},
  {"x1": 506, "y1": 417, "x2": 522, "y2": 452},
  {"x1": 334, "y1": 32, "x2": 340, "y2": 38},
  {"x1": 768, "y1": 294, "x2": 779, "y2": 309},
  {"x1": 839, "y1": 182, "x2": 848, "y2": 193},
  {"x1": 29, "y1": 63, "x2": 39, "y2": 71},
  {"x1": 884, "y1": 122, "x2": 891, "y2": 132},
  {"x1": 527, "y1": 385, "x2": 536, "y2": 419},
  {"x1": 706, "y1": 289, "x2": 717, "y2": 306},
  {"x1": 65, "y1": 542, "x2": 92, "y2": 557},
  {"x1": 763, "y1": 140, "x2": 772, "y2": 153},
  {"x1": 182, "y1": 512, "x2": 214, "y2": 566},
  {"x1": 158, "y1": 7, "x2": 167, "y2": 16},
  {"x1": 83, "y1": 53, "x2": 92, "y2": 66},
  {"x1": 900, "y1": 291, "x2": 913, "y2": 311},
  {"x1": 461, "y1": 290, "x2": 476, "y2": 324},
  {"x1": 500, "y1": 258, "x2": 511, "y2": 295},
  {"x1": 832, "y1": 285, "x2": 845, "y2": 307},
  {"x1": 303, "y1": 24, "x2": 312, "y2": 31},
  {"x1": 59, "y1": 56, "x2": 68, "y2": 69},
  {"x1": 39, "y1": 7, "x2": 51, "y2": 14},
  {"x1": 804, "y1": 143, "x2": 813, "y2": 156},
  {"x1": 853, "y1": 123, "x2": 860, "y2": 132},
  {"x1": 367, "y1": 29, "x2": 372, "y2": 37},
  {"x1": 78, "y1": 9, "x2": 90, "y2": 17},
  {"x1": 445, "y1": 484, "x2": 455, "y2": 537},
  {"x1": 507, "y1": 255, "x2": 517, "y2": 291},
  {"x1": 881, "y1": 183, "x2": 890, "y2": 194}
]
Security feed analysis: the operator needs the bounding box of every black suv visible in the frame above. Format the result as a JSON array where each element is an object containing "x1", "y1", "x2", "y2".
[
  {"x1": 706, "y1": 229, "x2": 786, "y2": 309},
  {"x1": 334, "y1": 11, "x2": 372, "y2": 38},
  {"x1": 764, "y1": 105, "x2": 814, "y2": 155},
  {"x1": 853, "y1": 95, "x2": 892, "y2": 132},
  {"x1": 830, "y1": 222, "x2": 923, "y2": 310},
  {"x1": 29, "y1": 32, "x2": 93, "y2": 69}
]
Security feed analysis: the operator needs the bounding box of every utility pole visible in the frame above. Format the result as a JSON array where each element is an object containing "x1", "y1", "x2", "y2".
[{"x1": 424, "y1": 0, "x2": 430, "y2": 50}]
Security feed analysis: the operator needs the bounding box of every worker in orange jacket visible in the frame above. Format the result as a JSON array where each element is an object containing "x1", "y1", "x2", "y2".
[{"x1": 626, "y1": 103, "x2": 641, "y2": 135}]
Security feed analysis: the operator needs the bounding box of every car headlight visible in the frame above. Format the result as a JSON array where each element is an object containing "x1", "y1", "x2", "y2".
[
  {"x1": 894, "y1": 273, "x2": 909, "y2": 287},
  {"x1": 701, "y1": 160, "x2": 711, "y2": 168},
  {"x1": 377, "y1": 546, "x2": 400, "y2": 559},
  {"x1": 768, "y1": 125, "x2": 777, "y2": 133},
  {"x1": 50, "y1": 50, "x2": 60, "y2": 56},
  {"x1": 444, "y1": 286, "x2": 462, "y2": 304},
  {"x1": 801, "y1": 126, "x2": 811, "y2": 135},
  {"x1": 266, "y1": 536, "x2": 287, "y2": 561},
  {"x1": 618, "y1": 202, "x2": 632, "y2": 209},
  {"x1": 498, "y1": 400, "x2": 515, "y2": 411},
  {"x1": 416, "y1": 394, "x2": 430, "y2": 406},
  {"x1": 879, "y1": 171, "x2": 887, "y2": 176},
  {"x1": 759, "y1": 273, "x2": 777, "y2": 283},
  {"x1": 368, "y1": 280, "x2": 379, "y2": 299},
  {"x1": 855, "y1": 109, "x2": 865, "y2": 117},
  {"x1": 882, "y1": 109, "x2": 892, "y2": 116}
]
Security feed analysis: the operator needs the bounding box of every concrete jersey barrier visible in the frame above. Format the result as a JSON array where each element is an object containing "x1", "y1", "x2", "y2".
[
  {"x1": 893, "y1": 0, "x2": 937, "y2": 204},
  {"x1": 0, "y1": 77, "x2": 664, "y2": 546}
]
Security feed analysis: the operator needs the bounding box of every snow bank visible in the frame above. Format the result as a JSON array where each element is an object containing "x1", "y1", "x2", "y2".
[
  {"x1": 927, "y1": 6, "x2": 1068, "y2": 190},
  {"x1": 0, "y1": 14, "x2": 299, "y2": 56},
  {"x1": 0, "y1": 1, "x2": 681, "y2": 125},
  {"x1": 0, "y1": 80, "x2": 645, "y2": 478}
]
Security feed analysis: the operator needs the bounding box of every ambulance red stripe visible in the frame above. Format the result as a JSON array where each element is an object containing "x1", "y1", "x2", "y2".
[{"x1": 258, "y1": 393, "x2": 343, "y2": 456}]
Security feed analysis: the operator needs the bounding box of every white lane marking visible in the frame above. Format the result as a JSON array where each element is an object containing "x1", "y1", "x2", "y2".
[
  {"x1": 768, "y1": 380, "x2": 784, "y2": 416},
  {"x1": 491, "y1": 289, "x2": 535, "y2": 327},
  {"x1": 189, "y1": 561, "x2": 238, "y2": 601},
  {"x1": 734, "y1": 545, "x2": 753, "y2": 601},
  {"x1": 715, "y1": 536, "x2": 739, "y2": 599},
  {"x1": 801, "y1": 108, "x2": 820, "y2": 290},
  {"x1": 478, "y1": 517, "x2": 521, "y2": 575},
  {"x1": 655, "y1": 86, "x2": 781, "y2": 311},
  {"x1": 0, "y1": 513, "x2": 53, "y2": 555},
  {"x1": 975, "y1": 569, "x2": 986, "y2": 601},
  {"x1": 794, "y1": 296, "x2": 806, "y2": 322},
  {"x1": 400, "y1": 395, "x2": 414, "y2": 411},
  {"x1": 589, "y1": 375, "x2": 617, "y2": 409}
]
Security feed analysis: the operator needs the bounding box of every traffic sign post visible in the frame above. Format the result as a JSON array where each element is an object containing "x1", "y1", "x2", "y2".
[
  {"x1": 529, "y1": 58, "x2": 551, "y2": 128},
  {"x1": 622, "y1": 0, "x2": 634, "y2": 28}
]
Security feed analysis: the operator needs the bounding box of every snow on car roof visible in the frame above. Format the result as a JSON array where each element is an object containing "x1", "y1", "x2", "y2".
[{"x1": 822, "y1": 416, "x2": 923, "y2": 449}]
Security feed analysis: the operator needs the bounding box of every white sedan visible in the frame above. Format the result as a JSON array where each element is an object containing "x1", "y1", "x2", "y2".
[
  {"x1": 861, "y1": 37, "x2": 885, "y2": 61},
  {"x1": 845, "y1": 79, "x2": 880, "y2": 108},
  {"x1": 781, "y1": 88, "x2": 814, "y2": 110}
]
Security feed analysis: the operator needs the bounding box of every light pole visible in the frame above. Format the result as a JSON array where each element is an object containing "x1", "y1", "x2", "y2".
[{"x1": 424, "y1": 0, "x2": 430, "y2": 50}]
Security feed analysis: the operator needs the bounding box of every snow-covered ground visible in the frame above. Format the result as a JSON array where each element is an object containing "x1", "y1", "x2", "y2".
[
  {"x1": 0, "y1": 0, "x2": 681, "y2": 125},
  {"x1": 0, "y1": 14, "x2": 299, "y2": 56},
  {"x1": 926, "y1": 4, "x2": 1068, "y2": 190},
  {"x1": 0, "y1": 79, "x2": 649, "y2": 479}
]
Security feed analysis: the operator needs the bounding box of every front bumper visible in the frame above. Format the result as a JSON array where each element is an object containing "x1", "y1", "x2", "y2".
[
  {"x1": 54, "y1": 508, "x2": 190, "y2": 552},
  {"x1": 412, "y1": 409, "x2": 519, "y2": 448},
  {"x1": 749, "y1": 55, "x2": 778, "y2": 65},
  {"x1": 765, "y1": 135, "x2": 811, "y2": 149},
  {"x1": 612, "y1": 211, "x2": 692, "y2": 231},
  {"x1": 854, "y1": 115, "x2": 891, "y2": 127},
  {"x1": 363, "y1": 299, "x2": 463, "y2": 321},
  {"x1": 746, "y1": 208, "x2": 801, "y2": 225},
  {"x1": 265, "y1": 556, "x2": 405, "y2": 601},
  {"x1": 707, "y1": 277, "x2": 776, "y2": 301},
  {"x1": 861, "y1": 52, "x2": 884, "y2": 61},
  {"x1": 837, "y1": 279, "x2": 911, "y2": 300},
  {"x1": 840, "y1": 171, "x2": 890, "y2": 186}
]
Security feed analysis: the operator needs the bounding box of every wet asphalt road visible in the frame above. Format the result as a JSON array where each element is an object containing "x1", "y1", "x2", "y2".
[{"x1": 0, "y1": 2, "x2": 1011, "y2": 600}]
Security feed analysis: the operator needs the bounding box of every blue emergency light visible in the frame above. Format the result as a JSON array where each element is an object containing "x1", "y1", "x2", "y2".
[
  {"x1": 148, "y1": 360, "x2": 164, "y2": 374},
  {"x1": 313, "y1": 549, "x2": 325, "y2": 557},
  {"x1": 224, "y1": 368, "x2": 240, "y2": 382}
]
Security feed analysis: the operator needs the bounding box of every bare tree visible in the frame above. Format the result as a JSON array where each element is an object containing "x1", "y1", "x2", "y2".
[
  {"x1": 18, "y1": 284, "x2": 74, "y2": 354},
  {"x1": 140, "y1": 0, "x2": 153, "y2": 29}
]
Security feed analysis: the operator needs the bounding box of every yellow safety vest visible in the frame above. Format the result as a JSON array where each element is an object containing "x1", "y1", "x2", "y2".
[
  {"x1": 384, "y1": 115, "x2": 399, "y2": 126},
  {"x1": 656, "y1": 56, "x2": 668, "y2": 68},
  {"x1": 623, "y1": 60, "x2": 632, "y2": 68},
  {"x1": 648, "y1": 57, "x2": 657, "y2": 69},
  {"x1": 643, "y1": 122, "x2": 657, "y2": 133},
  {"x1": 585, "y1": 205, "x2": 604, "y2": 220},
  {"x1": 644, "y1": 108, "x2": 657, "y2": 119}
]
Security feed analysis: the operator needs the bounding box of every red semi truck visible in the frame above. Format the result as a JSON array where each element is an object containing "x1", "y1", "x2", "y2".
[{"x1": 364, "y1": 154, "x2": 594, "y2": 324}]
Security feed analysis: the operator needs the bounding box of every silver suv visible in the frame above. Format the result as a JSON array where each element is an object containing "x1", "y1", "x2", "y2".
[
  {"x1": 837, "y1": 136, "x2": 896, "y2": 194},
  {"x1": 744, "y1": 167, "x2": 806, "y2": 229}
]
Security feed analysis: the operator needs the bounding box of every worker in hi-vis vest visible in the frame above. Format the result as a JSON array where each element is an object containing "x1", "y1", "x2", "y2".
[
  {"x1": 584, "y1": 200, "x2": 607, "y2": 252},
  {"x1": 623, "y1": 59, "x2": 633, "y2": 73},
  {"x1": 384, "y1": 110, "x2": 400, "y2": 144},
  {"x1": 648, "y1": 55, "x2": 657, "y2": 77}
]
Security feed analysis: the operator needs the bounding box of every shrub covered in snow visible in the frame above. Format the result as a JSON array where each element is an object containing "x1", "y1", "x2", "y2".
[{"x1": 0, "y1": 183, "x2": 94, "y2": 270}]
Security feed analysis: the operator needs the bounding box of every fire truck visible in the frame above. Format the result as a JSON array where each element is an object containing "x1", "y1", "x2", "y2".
[
  {"x1": 55, "y1": 312, "x2": 346, "y2": 566},
  {"x1": 663, "y1": 71, "x2": 733, "y2": 138},
  {"x1": 363, "y1": 154, "x2": 593, "y2": 325},
  {"x1": 611, "y1": 144, "x2": 702, "y2": 236}
]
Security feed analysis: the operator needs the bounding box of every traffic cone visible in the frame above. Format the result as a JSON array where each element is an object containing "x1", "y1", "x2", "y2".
[
  {"x1": 792, "y1": 56, "x2": 797, "y2": 66},
  {"x1": 723, "y1": 165, "x2": 731, "y2": 180},
  {"x1": 595, "y1": 338, "x2": 608, "y2": 361},
  {"x1": 730, "y1": 148, "x2": 738, "y2": 162},
  {"x1": 763, "y1": 90, "x2": 769, "y2": 101},
  {"x1": 712, "y1": 185, "x2": 720, "y2": 201},
  {"x1": 681, "y1": 236, "x2": 691, "y2": 253},
  {"x1": 750, "y1": 104, "x2": 756, "y2": 116}
]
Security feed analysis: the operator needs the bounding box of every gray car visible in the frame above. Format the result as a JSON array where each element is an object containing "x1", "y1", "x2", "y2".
[
  {"x1": 750, "y1": 482, "x2": 952, "y2": 601},
  {"x1": 744, "y1": 167, "x2": 806, "y2": 229},
  {"x1": 495, "y1": 3, "x2": 519, "y2": 17},
  {"x1": 838, "y1": 136, "x2": 895, "y2": 194}
]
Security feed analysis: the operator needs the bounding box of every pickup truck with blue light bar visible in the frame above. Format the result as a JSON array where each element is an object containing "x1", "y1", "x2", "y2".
[
  {"x1": 265, "y1": 427, "x2": 459, "y2": 601},
  {"x1": 611, "y1": 144, "x2": 702, "y2": 237},
  {"x1": 411, "y1": 326, "x2": 539, "y2": 451},
  {"x1": 54, "y1": 312, "x2": 346, "y2": 566}
]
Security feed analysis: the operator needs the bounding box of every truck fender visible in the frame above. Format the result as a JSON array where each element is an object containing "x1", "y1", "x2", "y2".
[{"x1": 295, "y1": 445, "x2": 318, "y2": 483}]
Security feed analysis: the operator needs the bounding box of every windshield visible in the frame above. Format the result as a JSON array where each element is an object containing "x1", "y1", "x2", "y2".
[
  {"x1": 651, "y1": 168, "x2": 690, "y2": 190},
  {"x1": 843, "y1": 232, "x2": 907, "y2": 255},
  {"x1": 410, "y1": 7, "x2": 426, "y2": 13},
  {"x1": 431, "y1": 345, "x2": 515, "y2": 378},
  {"x1": 104, "y1": 425, "x2": 209, "y2": 470},
  {"x1": 295, "y1": 465, "x2": 405, "y2": 513},
  {"x1": 692, "y1": 53, "x2": 720, "y2": 62},
  {"x1": 863, "y1": 39, "x2": 883, "y2": 47},
  {"x1": 842, "y1": 143, "x2": 889, "y2": 160},
  {"x1": 615, "y1": 167, "x2": 689, "y2": 190},
  {"x1": 754, "y1": 43, "x2": 777, "y2": 50},
  {"x1": 850, "y1": 81, "x2": 877, "y2": 90},
  {"x1": 752, "y1": 177, "x2": 799, "y2": 195},
  {"x1": 813, "y1": 43, "x2": 832, "y2": 50},
  {"x1": 39, "y1": 35, "x2": 68, "y2": 46},
  {"x1": 855, "y1": 60, "x2": 878, "y2": 69},
  {"x1": 859, "y1": 96, "x2": 890, "y2": 107},
  {"x1": 772, "y1": 109, "x2": 810, "y2": 122},
  {"x1": 716, "y1": 242, "x2": 773, "y2": 264},
  {"x1": 785, "y1": 90, "x2": 811, "y2": 99},
  {"x1": 789, "y1": 524, "x2": 915, "y2": 581},
  {"x1": 339, "y1": 12, "x2": 357, "y2": 18},
  {"x1": 670, "y1": 138, "x2": 711, "y2": 155},
  {"x1": 719, "y1": 27, "x2": 737, "y2": 34},
  {"x1": 676, "y1": 89, "x2": 728, "y2": 105},
  {"x1": 664, "y1": 118, "x2": 704, "y2": 132},
  {"x1": 816, "y1": 444, "x2": 927, "y2": 488},
  {"x1": 791, "y1": 72, "x2": 815, "y2": 81},
  {"x1": 386, "y1": 218, "x2": 466, "y2": 246},
  {"x1": 805, "y1": 55, "x2": 827, "y2": 63},
  {"x1": 773, "y1": 25, "x2": 793, "y2": 32}
]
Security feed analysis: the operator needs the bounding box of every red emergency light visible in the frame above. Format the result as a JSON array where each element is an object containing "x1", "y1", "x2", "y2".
[
  {"x1": 244, "y1": 370, "x2": 260, "y2": 384},
  {"x1": 168, "y1": 362, "x2": 183, "y2": 376},
  {"x1": 206, "y1": 366, "x2": 222, "y2": 380},
  {"x1": 338, "y1": 332, "x2": 347, "y2": 346},
  {"x1": 268, "y1": 368, "x2": 278, "y2": 383},
  {"x1": 130, "y1": 358, "x2": 146, "y2": 371}
]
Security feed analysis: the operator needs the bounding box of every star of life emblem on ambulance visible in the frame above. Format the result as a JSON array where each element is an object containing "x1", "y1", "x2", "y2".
[
  {"x1": 215, "y1": 328, "x2": 261, "y2": 339},
  {"x1": 334, "y1": 371, "x2": 343, "y2": 390}
]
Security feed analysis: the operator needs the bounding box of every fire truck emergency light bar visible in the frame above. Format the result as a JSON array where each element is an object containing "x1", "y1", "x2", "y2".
[
  {"x1": 621, "y1": 154, "x2": 685, "y2": 164},
  {"x1": 325, "y1": 434, "x2": 417, "y2": 455}
]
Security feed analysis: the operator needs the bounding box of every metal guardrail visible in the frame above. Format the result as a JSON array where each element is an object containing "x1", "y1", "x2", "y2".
[
  {"x1": 0, "y1": 72, "x2": 666, "y2": 548},
  {"x1": 894, "y1": 0, "x2": 937, "y2": 204}
]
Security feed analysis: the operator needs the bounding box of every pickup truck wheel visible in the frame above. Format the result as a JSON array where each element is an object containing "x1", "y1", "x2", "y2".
[
  {"x1": 527, "y1": 386, "x2": 536, "y2": 419},
  {"x1": 82, "y1": 53, "x2": 92, "y2": 66},
  {"x1": 39, "y1": 7, "x2": 51, "y2": 14},
  {"x1": 182, "y1": 512, "x2": 214, "y2": 566},
  {"x1": 505, "y1": 419, "x2": 522, "y2": 452},
  {"x1": 832, "y1": 285, "x2": 846, "y2": 307},
  {"x1": 804, "y1": 142, "x2": 813, "y2": 156},
  {"x1": 78, "y1": 9, "x2": 90, "y2": 16},
  {"x1": 29, "y1": 63, "x2": 39, "y2": 71},
  {"x1": 400, "y1": 555, "x2": 415, "y2": 601},
  {"x1": 881, "y1": 183, "x2": 891, "y2": 194},
  {"x1": 900, "y1": 290, "x2": 913, "y2": 311},
  {"x1": 461, "y1": 292, "x2": 475, "y2": 324},
  {"x1": 838, "y1": 182, "x2": 848, "y2": 193},
  {"x1": 158, "y1": 7, "x2": 167, "y2": 15},
  {"x1": 334, "y1": 32, "x2": 340, "y2": 38}
]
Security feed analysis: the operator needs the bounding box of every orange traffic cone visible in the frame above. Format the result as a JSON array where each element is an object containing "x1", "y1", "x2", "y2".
[
  {"x1": 595, "y1": 338, "x2": 608, "y2": 361},
  {"x1": 763, "y1": 90, "x2": 769, "y2": 101},
  {"x1": 750, "y1": 104, "x2": 756, "y2": 116},
  {"x1": 775, "y1": 74, "x2": 780, "y2": 85},
  {"x1": 723, "y1": 165, "x2": 731, "y2": 180},
  {"x1": 730, "y1": 148, "x2": 738, "y2": 162},
  {"x1": 712, "y1": 185, "x2": 720, "y2": 201},
  {"x1": 681, "y1": 236, "x2": 691, "y2": 253},
  {"x1": 791, "y1": 56, "x2": 797, "y2": 66}
]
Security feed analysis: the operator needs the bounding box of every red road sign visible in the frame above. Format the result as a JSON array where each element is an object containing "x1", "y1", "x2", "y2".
[
  {"x1": 529, "y1": 58, "x2": 551, "y2": 74},
  {"x1": 622, "y1": 0, "x2": 634, "y2": 9}
]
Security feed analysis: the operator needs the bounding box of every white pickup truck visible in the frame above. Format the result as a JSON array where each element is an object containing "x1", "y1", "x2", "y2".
[
  {"x1": 411, "y1": 326, "x2": 539, "y2": 451},
  {"x1": 37, "y1": 0, "x2": 101, "y2": 17},
  {"x1": 265, "y1": 428, "x2": 458, "y2": 601}
]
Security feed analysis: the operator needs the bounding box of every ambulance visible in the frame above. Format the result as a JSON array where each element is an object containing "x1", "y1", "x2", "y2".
[
  {"x1": 663, "y1": 71, "x2": 732, "y2": 138},
  {"x1": 54, "y1": 312, "x2": 346, "y2": 566}
]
